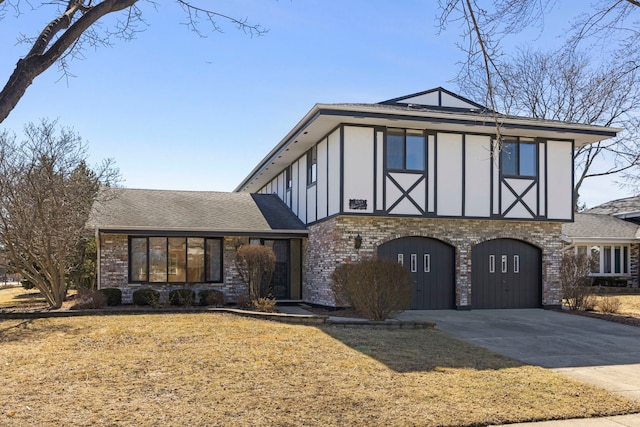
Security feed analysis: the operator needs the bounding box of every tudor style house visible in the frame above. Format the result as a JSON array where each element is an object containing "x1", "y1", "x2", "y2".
[{"x1": 91, "y1": 88, "x2": 619, "y2": 309}]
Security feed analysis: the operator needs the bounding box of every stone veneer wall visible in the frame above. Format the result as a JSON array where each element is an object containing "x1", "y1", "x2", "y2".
[
  {"x1": 303, "y1": 215, "x2": 563, "y2": 308},
  {"x1": 98, "y1": 233, "x2": 249, "y2": 304}
]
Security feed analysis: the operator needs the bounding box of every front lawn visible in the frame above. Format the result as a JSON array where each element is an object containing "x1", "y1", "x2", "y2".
[{"x1": 0, "y1": 313, "x2": 638, "y2": 426}]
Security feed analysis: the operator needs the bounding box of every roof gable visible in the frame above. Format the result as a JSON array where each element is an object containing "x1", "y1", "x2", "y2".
[{"x1": 379, "y1": 87, "x2": 488, "y2": 112}]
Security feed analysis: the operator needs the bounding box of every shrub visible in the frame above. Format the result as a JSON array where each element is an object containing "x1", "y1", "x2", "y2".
[
  {"x1": 21, "y1": 279, "x2": 35, "y2": 290},
  {"x1": 198, "y1": 289, "x2": 225, "y2": 306},
  {"x1": 169, "y1": 289, "x2": 196, "y2": 306},
  {"x1": 132, "y1": 288, "x2": 160, "y2": 307},
  {"x1": 252, "y1": 297, "x2": 277, "y2": 312},
  {"x1": 331, "y1": 258, "x2": 412, "y2": 321},
  {"x1": 98, "y1": 288, "x2": 122, "y2": 306},
  {"x1": 236, "y1": 294, "x2": 253, "y2": 309},
  {"x1": 235, "y1": 244, "x2": 276, "y2": 299},
  {"x1": 71, "y1": 287, "x2": 107, "y2": 310},
  {"x1": 560, "y1": 252, "x2": 595, "y2": 311},
  {"x1": 598, "y1": 296, "x2": 622, "y2": 314}
]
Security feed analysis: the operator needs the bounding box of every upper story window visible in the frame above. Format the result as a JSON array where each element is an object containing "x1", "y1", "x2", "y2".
[
  {"x1": 501, "y1": 138, "x2": 537, "y2": 177},
  {"x1": 387, "y1": 128, "x2": 425, "y2": 171},
  {"x1": 129, "y1": 236, "x2": 223, "y2": 283},
  {"x1": 306, "y1": 146, "x2": 317, "y2": 185},
  {"x1": 285, "y1": 166, "x2": 292, "y2": 191}
]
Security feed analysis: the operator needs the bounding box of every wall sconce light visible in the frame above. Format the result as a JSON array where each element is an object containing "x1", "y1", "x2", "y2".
[{"x1": 354, "y1": 234, "x2": 362, "y2": 250}]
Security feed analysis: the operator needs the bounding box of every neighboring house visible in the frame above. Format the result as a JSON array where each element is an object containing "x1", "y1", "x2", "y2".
[
  {"x1": 562, "y1": 197, "x2": 640, "y2": 287},
  {"x1": 91, "y1": 87, "x2": 619, "y2": 309}
]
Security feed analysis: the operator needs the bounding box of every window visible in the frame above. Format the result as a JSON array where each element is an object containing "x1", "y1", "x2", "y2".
[
  {"x1": 489, "y1": 255, "x2": 495, "y2": 273},
  {"x1": 501, "y1": 138, "x2": 537, "y2": 177},
  {"x1": 513, "y1": 255, "x2": 520, "y2": 273},
  {"x1": 424, "y1": 254, "x2": 431, "y2": 273},
  {"x1": 501, "y1": 255, "x2": 508, "y2": 273},
  {"x1": 386, "y1": 128, "x2": 425, "y2": 171},
  {"x1": 306, "y1": 146, "x2": 317, "y2": 185},
  {"x1": 397, "y1": 253, "x2": 404, "y2": 266},
  {"x1": 285, "y1": 166, "x2": 292, "y2": 191},
  {"x1": 576, "y1": 244, "x2": 630, "y2": 276},
  {"x1": 410, "y1": 254, "x2": 417, "y2": 272},
  {"x1": 129, "y1": 237, "x2": 223, "y2": 283}
]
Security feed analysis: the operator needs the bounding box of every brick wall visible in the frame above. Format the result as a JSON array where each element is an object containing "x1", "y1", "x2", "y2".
[
  {"x1": 98, "y1": 233, "x2": 249, "y2": 304},
  {"x1": 304, "y1": 216, "x2": 563, "y2": 308}
]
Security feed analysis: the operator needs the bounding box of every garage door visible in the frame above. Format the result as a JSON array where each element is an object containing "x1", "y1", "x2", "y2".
[
  {"x1": 378, "y1": 237, "x2": 455, "y2": 310},
  {"x1": 471, "y1": 239, "x2": 541, "y2": 309}
]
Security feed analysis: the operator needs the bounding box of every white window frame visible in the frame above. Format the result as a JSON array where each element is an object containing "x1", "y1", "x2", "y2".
[
  {"x1": 424, "y1": 254, "x2": 431, "y2": 273},
  {"x1": 397, "y1": 253, "x2": 404, "y2": 266},
  {"x1": 513, "y1": 255, "x2": 520, "y2": 273},
  {"x1": 501, "y1": 255, "x2": 508, "y2": 273},
  {"x1": 410, "y1": 254, "x2": 417, "y2": 272},
  {"x1": 575, "y1": 244, "x2": 631, "y2": 277},
  {"x1": 489, "y1": 255, "x2": 495, "y2": 273}
]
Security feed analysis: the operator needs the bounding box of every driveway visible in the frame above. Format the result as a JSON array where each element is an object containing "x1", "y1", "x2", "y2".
[{"x1": 396, "y1": 309, "x2": 640, "y2": 400}]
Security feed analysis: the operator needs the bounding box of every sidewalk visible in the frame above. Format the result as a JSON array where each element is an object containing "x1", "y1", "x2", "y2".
[{"x1": 491, "y1": 413, "x2": 640, "y2": 426}]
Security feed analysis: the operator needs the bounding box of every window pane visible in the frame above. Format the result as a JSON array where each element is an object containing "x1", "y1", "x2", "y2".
[
  {"x1": 590, "y1": 246, "x2": 600, "y2": 273},
  {"x1": 307, "y1": 147, "x2": 317, "y2": 185},
  {"x1": 387, "y1": 130, "x2": 404, "y2": 169},
  {"x1": 614, "y1": 246, "x2": 622, "y2": 274},
  {"x1": 206, "y1": 239, "x2": 222, "y2": 282},
  {"x1": 624, "y1": 246, "x2": 629, "y2": 274},
  {"x1": 405, "y1": 131, "x2": 425, "y2": 170},
  {"x1": 519, "y1": 143, "x2": 537, "y2": 176},
  {"x1": 187, "y1": 238, "x2": 205, "y2": 282},
  {"x1": 501, "y1": 141, "x2": 518, "y2": 175},
  {"x1": 603, "y1": 246, "x2": 612, "y2": 274},
  {"x1": 149, "y1": 237, "x2": 167, "y2": 282},
  {"x1": 577, "y1": 246, "x2": 587, "y2": 258},
  {"x1": 130, "y1": 238, "x2": 147, "y2": 282}
]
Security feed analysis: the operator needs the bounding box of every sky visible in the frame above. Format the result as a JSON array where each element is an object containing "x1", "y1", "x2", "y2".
[{"x1": 0, "y1": 0, "x2": 635, "y2": 209}]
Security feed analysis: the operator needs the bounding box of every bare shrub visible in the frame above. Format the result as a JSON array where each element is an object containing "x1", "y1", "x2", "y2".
[
  {"x1": 235, "y1": 245, "x2": 276, "y2": 299},
  {"x1": 560, "y1": 252, "x2": 594, "y2": 311},
  {"x1": 252, "y1": 297, "x2": 277, "y2": 313},
  {"x1": 198, "y1": 289, "x2": 225, "y2": 306},
  {"x1": 331, "y1": 258, "x2": 412, "y2": 321},
  {"x1": 598, "y1": 296, "x2": 622, "y2": 314},
  {"x1": 71, "y1": 287, "x2": 107, "y2": 310},
  {"x1": 236, "y1": 294, "x2": 253, "y2": 309}
]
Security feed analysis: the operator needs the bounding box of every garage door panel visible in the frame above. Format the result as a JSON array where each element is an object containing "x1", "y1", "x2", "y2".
[
  {"x1": 378, "y1": 237, "x2": 455, "y2": 310},
  {"x1": 472, "y1": 239, "x2": 541, "y2": 309}
]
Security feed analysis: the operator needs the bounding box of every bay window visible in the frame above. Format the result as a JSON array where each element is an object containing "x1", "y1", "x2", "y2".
[{"x1": 129, "y1": 237, "x2": 223, "y2": 283}]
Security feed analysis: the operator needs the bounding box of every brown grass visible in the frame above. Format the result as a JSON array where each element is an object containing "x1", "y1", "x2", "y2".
[
  {"x1": 591, "y1": 291, "x2": 640, "y2": 316},
  {"x1": 0, "y1": 313, "x2": 638, "y2": 427}
]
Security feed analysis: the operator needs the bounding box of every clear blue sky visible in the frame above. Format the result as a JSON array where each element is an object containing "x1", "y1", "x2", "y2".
[{"x1": 0, "y1": 0, "x2": 633, "y2": 208}]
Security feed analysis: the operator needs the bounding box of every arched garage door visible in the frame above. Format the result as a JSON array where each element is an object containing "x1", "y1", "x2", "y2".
[
  {"x1": 472, "y1": 239, "x2": 541, "y2": 309},
  {"x1": 378, "y1": 237, "x2": 455, "y2": 310}
]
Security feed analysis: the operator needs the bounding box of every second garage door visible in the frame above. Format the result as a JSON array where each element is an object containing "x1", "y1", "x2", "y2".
[
  {"x1": 378, "y1": 236, "x2": 455, "y2": 309},
  {"x1": 471, "y1": 238, "x2": 541, "y2": 309}
]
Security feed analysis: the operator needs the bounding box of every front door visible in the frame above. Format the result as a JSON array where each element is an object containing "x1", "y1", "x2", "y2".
[{"x1": 264, "y1": 239, "x2": 290, "y2": 299}]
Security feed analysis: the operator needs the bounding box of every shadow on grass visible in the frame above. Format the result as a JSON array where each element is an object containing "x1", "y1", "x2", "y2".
[
  {"x1": 320, "y1": 325, "x2": 524, "y2": 373},
  {"x1": 0, "y1": 318, "x2": 78, "y2": 342}
]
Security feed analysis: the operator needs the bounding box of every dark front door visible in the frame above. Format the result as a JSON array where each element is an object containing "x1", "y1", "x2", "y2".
[
  {"x1": 378, "y1": 236, "x2": 455, "y2": 310},
  {"x1": 264, "y1": 240, "x2": 290, "y2": 299},
  {"x1": 471, "y1": 239, "x2": 541, "y2": 309}
]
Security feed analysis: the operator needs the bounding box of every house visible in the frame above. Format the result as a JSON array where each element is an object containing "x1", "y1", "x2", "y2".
[
  {"x1": 91, "y1": 88, "x2": 619, "y2": 309},
  {"x1": 562, "y1": 196, "x2": 640, "y2": 287}
]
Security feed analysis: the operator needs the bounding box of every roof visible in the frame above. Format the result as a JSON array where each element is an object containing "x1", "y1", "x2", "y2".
[
  {"x1": 235, "y1": 87, "x2": 620, "y2": 193},
  {"x1": 586, "y1": 195, "x2": 640, "y2": 217},
  {"x1": 561, "y1": 213, "x2": 640, "y2": 242},
  {"x1": 88, "y1": 188, "x2": 307, "y2": 236}
]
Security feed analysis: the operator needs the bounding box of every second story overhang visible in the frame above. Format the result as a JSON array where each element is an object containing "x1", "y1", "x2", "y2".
[{"x1": 235, "y1": 102, "x2": 620, "y2": 194}]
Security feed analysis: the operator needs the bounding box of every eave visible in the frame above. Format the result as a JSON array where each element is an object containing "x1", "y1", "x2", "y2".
[{"x1": 235, "y1": 103, "x2": 620, "y2": 194}]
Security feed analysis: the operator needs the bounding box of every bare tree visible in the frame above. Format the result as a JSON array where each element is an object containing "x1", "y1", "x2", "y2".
[
  {"x1": 0, "y1": 1, "x2": 266, "y2": 124},
  {"x1": 460, "y1": 48, "x2": 640, "y2": 208},
  {"x1": 438, "y1": 1, "x2": 640, "y2": 201},
  {"x1": 0, "y1": 119, "x2": 118, "y2": 308}
]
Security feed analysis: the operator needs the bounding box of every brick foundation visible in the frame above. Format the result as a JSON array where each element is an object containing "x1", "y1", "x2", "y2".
[{"x1": 304, "y1": 215, "x2": 563, "y2": 308}]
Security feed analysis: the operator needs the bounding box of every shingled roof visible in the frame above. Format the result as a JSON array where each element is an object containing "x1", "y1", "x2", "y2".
[
  {"x1": 88, "y1": 188, "x2": 307, "y2": 236},
  {"x1": 586, "y1": 195, "x2": 640, "y2": 217},
  {"x1": 561, "y1": 213, "x2": 640, "y2": 242}
]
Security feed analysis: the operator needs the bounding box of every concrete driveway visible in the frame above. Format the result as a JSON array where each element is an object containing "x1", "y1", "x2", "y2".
[{"x1": 396, "y1": 309, "x2": 640, "y2": 400}]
